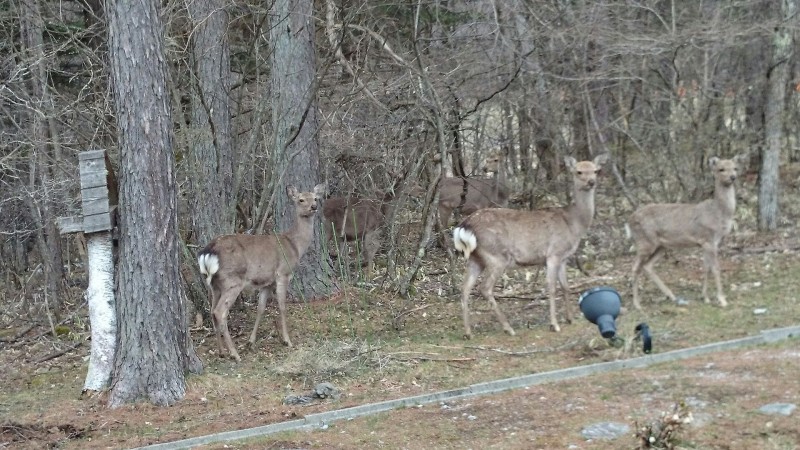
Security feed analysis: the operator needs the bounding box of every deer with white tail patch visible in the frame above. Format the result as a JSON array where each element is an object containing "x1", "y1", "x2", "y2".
[
  {"x1": 627, "y1": 154, "x2": 748, "y2": 310},
  {"x1": 453, "y1": 154, "x2": 608, "y2": 338},
  {"x1": 198, "y1": 183, "x2": 326, "y2": 361}
]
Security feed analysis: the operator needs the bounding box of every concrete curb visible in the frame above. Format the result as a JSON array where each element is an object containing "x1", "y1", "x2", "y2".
[{"x1": 136, "y1": 325, "x2": 800, "y2": 450}]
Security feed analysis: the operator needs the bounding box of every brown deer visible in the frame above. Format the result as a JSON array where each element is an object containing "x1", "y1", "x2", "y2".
[
  {"x1": 453, "y1": 154, "x2": 608, "y2": 338},
  {"x1": 322, "y1": 192, "x2": 389, "y2": 277},
  {"x1": 198, "y1": 183, "x2": 326, "y2": 361},
  {"x1": 322, "y1": 172, "x2": 405, "y2": 276},
  {"x1": 437, "y1": 152, "x2": 510, "y2": 230},
  {"x1": 627, "y1": 154, "x2": 747, "y2": 310}
]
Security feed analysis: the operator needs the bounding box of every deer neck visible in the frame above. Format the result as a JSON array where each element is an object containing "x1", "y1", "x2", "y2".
[
  {"x1": 282, "y1": 212, "x2": 316, "y2": 255},
  {"x1": 714, "y1": 181, "x2": 737, "y2": 217},
  {"x1": 566, "y1": 187, "x2": 596, "y2": 232}
]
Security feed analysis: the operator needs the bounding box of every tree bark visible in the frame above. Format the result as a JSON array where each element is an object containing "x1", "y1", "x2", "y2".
[
  {"x1": 758, "y1": 0, "x2": 796, "y2": 230},
  {"x1": 107, "y1": 0, "x2": 202, "y2": 408},
  {"x1": 187, "y1": 0, "x2": 234, "y2": 244},
  {"x1": 186, "y1": 0, "x2": 235, "y2": 323},
  {"x1": 19, "y1": 0, "x2": 64, "y2": 318},
  {"x1": 269, "y1": 0, "x2": 333, "y2": 300},
  {"x1": 82, "y1": 233, "x2": 116, "y2": 393}
]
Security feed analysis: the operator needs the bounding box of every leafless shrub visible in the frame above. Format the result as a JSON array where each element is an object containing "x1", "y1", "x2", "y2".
[{"x1": 634, "y1": 402, "x2": 694, "y2": 449}]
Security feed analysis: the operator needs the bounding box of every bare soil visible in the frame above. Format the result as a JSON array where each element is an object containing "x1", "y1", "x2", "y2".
[{"x1": 2, "y1": 218, "x2": 799, "y2": 449}]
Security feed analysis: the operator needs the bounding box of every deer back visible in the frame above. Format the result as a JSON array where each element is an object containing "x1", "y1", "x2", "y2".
[
  {"x1": 323, "y1": 196, "x2": 384, "y2": 240},
  {"x1": 439, "y1": 177, "x2": 509, "y2": 214},
  {"x1": 629, "y1": 154, "x2": 744, "y2": 249},
  {"x1": 460, "y1": 207, "x2": 581, "y2": 266},
  {"x1": 205, "y1": 234, "x2": 296, "y2": 290}
]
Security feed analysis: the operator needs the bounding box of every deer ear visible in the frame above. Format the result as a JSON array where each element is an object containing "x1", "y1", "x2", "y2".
[
  {"x1": 564, "y1": 156, "x2": 577, "y2": 171},
  {"x1": 286, "y1": 185, "x2": 299, "y2": 199},
  {"x1": 708, "y1": 156, "x2": 720, "y2": 168},
  {"x1": 593, "y1": 153, "x2": 609, "y2": 167},
  {"x1": 313, "y1": 183, "x2": 327, "y2": 197},
  {"x1": 733, "y1": 153, "x2": 749, "y2": 167}
]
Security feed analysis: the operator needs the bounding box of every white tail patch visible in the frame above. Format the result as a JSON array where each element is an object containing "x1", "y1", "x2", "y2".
[
  {"x1": 197, "y1": 253, "x2": 219, "y2": 286},
  {"x1": 452, "y1": 226, "x2": 477, "y2": 259}
]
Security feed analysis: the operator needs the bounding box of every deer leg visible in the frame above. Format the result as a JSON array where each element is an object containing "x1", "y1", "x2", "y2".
[
  {"x1": 702, "y1": 243, "x2": 727, "y2": 307},
  {"x1": 437, "y1": 204, "x2": 453, "y2": 248},
  {"x1": 460, "y1": 258, "x2": 483, "y2": 339},
  {"x1": 363, "y1": 229, "x2": 381, "y2": 278},
  {"x1": 545, "y1": 257, "x2": 561, "y2": 332},
  {"x1": 249, "y1": 286, "x2": 272, "y2": 348},
  {"x1": 479, "y1": 259, "x2": 514, "y2": 336},
  {"x1": 556, "y1": 262, "x2": 572, "y2": 324},
  {"x1": 641, "y1": 247, "x2": 678, "y2": 303},
  {"x1": 275, "y1": 276, "x2": 292, "y2": 347},
  {"x1": 630, "y1": 244, "x2": 655, "y2": 310},
  {"x1": 212, "y1": 287, "x2": 243, "y2": 362}
]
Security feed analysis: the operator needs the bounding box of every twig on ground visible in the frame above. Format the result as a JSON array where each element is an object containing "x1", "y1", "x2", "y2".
[
  {"x1": 393, "y1": 303, "x2": 430, "y2": 322},
  {"x1": 465, "y1": 339, "x2": 581, "y2": 356},
  {"x1": 34, "y1": 342, "x2": 82, "y2": 364},
  {"x1": 0, "y1": 324, "x2": 36, "y2": 344}
]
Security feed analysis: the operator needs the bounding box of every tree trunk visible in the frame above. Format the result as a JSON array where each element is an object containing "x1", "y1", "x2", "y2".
[
  {"x1": 758, "y1": 0, "x2": 795, "y2": 230},
  {"x1": 186, "y1": 0, "x2": 235, "y2": 323},
  {"x1": 19, "y1": 0, "x2": 64, "y2": 318},
  {"x1": 187, "y1": 0, "x2": 234, "y2": 244},
  {"x1": 82, "y1": 233, "x2": 116, "y2": 393},
  {"x1": 107, "y1": 0, "x2": 202, "y2": 408},
  {"x1": 269, "y1": 0, "x2": 333, "y2": 300}
]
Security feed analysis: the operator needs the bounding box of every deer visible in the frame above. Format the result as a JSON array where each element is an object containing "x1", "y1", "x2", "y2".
[
  {"x1": 437, "y1": 152, "x2": 510, "y2": 230},
  {"x1": 197, "y1": 183, "x2": 326, "y2": 361},
  {"x1": 627, "y1": 154, "x2": 747, "y2": 311},
  {"x1": 322, "y1": 192, "x2": 389, "y2": 277},
  {"x1": 322, "y1": 171, "x2": 405, "y2": 276},
  {"x1": 452, "y1": 154, "x2": 608, "y2": 338}
]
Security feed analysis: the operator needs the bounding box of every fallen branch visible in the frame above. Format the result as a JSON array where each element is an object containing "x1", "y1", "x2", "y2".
[
  {"x1": 393, "y1": 303, "x2": 430, "y2": 322},
  {"x1": 465, "y1": 339, "x2": 580, "y2": 356},
  {"x1": 34, "y1": 342, "x2": 82, "y2": 364},
  {"x1": 0, "y1": 324, "x2": 36, "y2": 344}
]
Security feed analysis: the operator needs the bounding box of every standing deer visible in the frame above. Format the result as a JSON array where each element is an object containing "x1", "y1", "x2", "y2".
[
  {"x1": 453, "y1": 154, "x2": 608, "y2": 338},
  {"x1": 437, "y1": 152, "x2": 509, "y2": 230},
  {"x1": 322, "y1": 171, "x2": 405, "y2": 276},
  {"x1": 197, "y1": 183, "x2": 326, "y2": 361},
  {"x1": 627, "y1": 154, "x2": 747, "y2": 310},
  {"x1": 322, "y1": 191, "x2": 390, "y2": 277}
]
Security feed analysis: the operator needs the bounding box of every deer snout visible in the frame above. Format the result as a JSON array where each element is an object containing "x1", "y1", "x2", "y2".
[{"x1": 585, "y1": 179, "x2": 596, "y2": 189}]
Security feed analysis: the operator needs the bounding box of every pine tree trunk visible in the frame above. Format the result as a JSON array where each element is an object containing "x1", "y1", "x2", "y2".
[
  {"x1": 269, "y1": 0, "x2": 334, "y2": 301},
  {"x1": 107, "y1": 0, "x2": 202, "y2": 408},
  {"x1": 759, "y1": 0, "x2": 795, "y2": 230}
]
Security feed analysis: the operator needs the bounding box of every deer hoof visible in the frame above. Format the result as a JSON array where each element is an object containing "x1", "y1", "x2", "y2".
[
  {"x1": 504, "y1": 327, "x2": 516, "y2": 336},
  {"x1": 719, "y1": 298, "x2": 728, "y2": 308},
  {"x1": 550, "y1": 323, "x2": 561, "y2": 332},
  {"x1": 463, "y1": 332, "x2": 473, "y2": 340}
]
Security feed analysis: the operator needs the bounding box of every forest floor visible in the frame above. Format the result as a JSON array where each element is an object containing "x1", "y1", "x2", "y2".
[{"x1": 2, "y1": 190, "x2": 800, "y2": 449}]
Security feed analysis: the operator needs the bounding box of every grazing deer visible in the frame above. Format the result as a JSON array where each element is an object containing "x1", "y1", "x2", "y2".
[
  {"x1": 437, "y1": 152, "x2": 510, "y2": 230},
  {"x1": 627, "y1": 154, "x2": 747, "y2": 310},
  {"x1": 197, "y1": 183, "x2": 326, "y2": 361},
  {"x1": 453, "y1": 154, "x2": 608, "y2": 338}
]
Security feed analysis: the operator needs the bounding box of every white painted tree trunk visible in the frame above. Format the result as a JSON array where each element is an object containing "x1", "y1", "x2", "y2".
[{"x1": 83, "y1": 232, "x2": 117, "y2": 392}]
